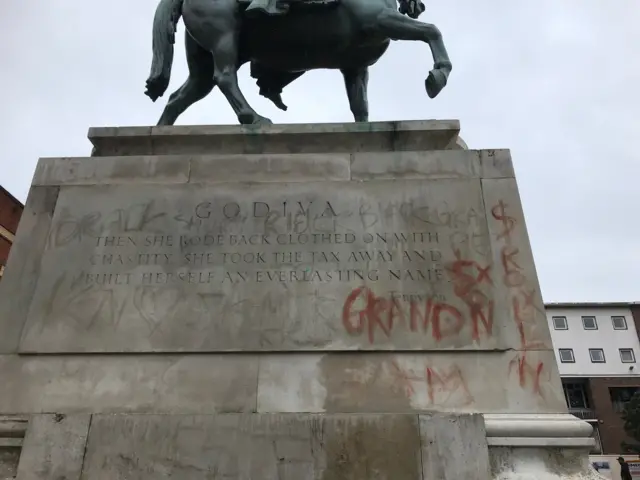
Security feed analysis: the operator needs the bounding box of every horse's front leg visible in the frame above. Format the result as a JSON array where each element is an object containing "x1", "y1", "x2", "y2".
[
  {"x1": 376, "y1": 11, "x2": 452, "y2": 98},
  {"x1": 341, "y1": 67, "x2": 369, "y2": 122}
]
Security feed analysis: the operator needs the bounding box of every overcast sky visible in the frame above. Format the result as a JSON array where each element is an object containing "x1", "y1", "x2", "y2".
[{"x1": 1, "y1": 0, "x2": 639, "y2": 302}]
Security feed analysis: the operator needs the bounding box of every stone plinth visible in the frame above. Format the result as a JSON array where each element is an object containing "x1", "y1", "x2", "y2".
[{"x1": 0, "y1": 121, "x2": 602, "y2": 479}]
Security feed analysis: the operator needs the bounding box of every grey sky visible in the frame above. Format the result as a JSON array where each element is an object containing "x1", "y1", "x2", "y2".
[{"x1": 1, "y1": 0, "x2": 639, "y2": 302}]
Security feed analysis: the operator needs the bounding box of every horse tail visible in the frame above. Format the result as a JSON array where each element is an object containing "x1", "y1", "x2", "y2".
[{"x1": 145, "y1": 0, "x2": 184, "y2": 101}]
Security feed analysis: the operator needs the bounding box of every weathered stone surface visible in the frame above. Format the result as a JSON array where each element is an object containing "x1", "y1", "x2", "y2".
[
  {"x1": 88, "y1": 120, "x2": 461, "y2": 156},
  {"x1": 479, "y1": 150, "x2": 515, "y2": 179},
  {"x1": 0, "y1": 354, "x2": 258, "y2": 414},
  {"x1": 190, "y1": 153, "x2": 350, "y2": 183},
  {"x1": 0, "y1": 447, "x2": 20, "y2": 479},
  {"x1": 33, "y1": 155, "x2": 190, "y2": 186},
  {"x1": 16, "y1": 414, "x2": 90, "y2": 480},
  {"x1": 351, "y1": 150, "x2": 481, "y2": 180},
  {"x1": 19, "y1": 178, "x2": 529, "y2": 353},
  {"x1": 481, "y1": 178, "x2": 554, "y2": 352},
  {"x1": 0, "y1": 417, "x2": 28, "y2": 438},
  {"x1": 256, "y1": 352, "x2": 567, "y2": 414},
  {"x1": 0, "y1": 351, "x2": 566, "y2": 415},
  {"x1": 33, "y1": 154, "x2": 350, "y2": 186},
  {"x1": 80, "y1": 413, "x2": 423, "y2": 480},
  {"x1": 420, "y1": 414, "x2": 491, "y2": 479},
  {"x1": 0, "y1": 186, "x2": 59, "y2": 353},
  {"x1": 0, "y1": 121, "x2": 592, "y2": 479},
  {"x1": 489, "y1": 447, "x2": 603, "y2": 479}
]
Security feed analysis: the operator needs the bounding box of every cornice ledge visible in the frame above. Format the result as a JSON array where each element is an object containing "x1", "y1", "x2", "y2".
[{"x1": 483, "y1": 414, "x2": 595, "y2": 448}]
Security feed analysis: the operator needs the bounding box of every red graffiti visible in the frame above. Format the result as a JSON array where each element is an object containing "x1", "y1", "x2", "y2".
[
  {"x1": 446, "y1": 250, "x2": 495, "y2": 340},
  {"x1": 508, "y1": 354, "x2": 545, "y2": 396},
  {"x1": 426, "y1": 365, "x2": 473, "y2": 406},
  {"x1": 491, "y1": 199, "x2": 548, "y2": 397},
  {"x1": 501, "y1": 246, "x2": 526, "y2": 287},
  {"x1": 491, "y1": 200, "x2": 517, "y2": 241},
  {"x1": 512, "y1": 289, "x2": 547, "y2": 350},
  {"x1": 390, "y1": 360, "x2": 422, "y2": 397},
  {"x1": 389, "y1": 361, "x2": 474, "y2": 407},
  {"x1": 342, "y1": 287, "x2": 494, "y2": 344}
]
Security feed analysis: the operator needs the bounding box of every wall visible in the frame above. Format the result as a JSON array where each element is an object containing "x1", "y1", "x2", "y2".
[
  {"x1": 631, "y1": 305, "x2": 640, "y2": 343},
  {"x1": 547, "y1": 306, "x2": 640, "y2": 377},
  {"x1": 0, "y1": 186, "x2": 23, "y2": 272},
  {"x1": 589, "y1": 377, "x2": 640, "y2": 455}
]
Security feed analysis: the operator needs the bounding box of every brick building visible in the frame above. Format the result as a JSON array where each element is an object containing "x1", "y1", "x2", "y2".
[
  {"x1": 0, "y1": 186, "x2": 24, "y2": 281},
  {"x1": 547, "y1": 302, "x2": 640, "y2": 455}
]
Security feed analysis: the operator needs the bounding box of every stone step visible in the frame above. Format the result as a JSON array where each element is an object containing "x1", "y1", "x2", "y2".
[{"x1": 88, "y1": 120, "x2": 462, "y2": 156}]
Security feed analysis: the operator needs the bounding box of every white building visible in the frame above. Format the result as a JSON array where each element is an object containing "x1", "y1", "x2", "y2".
[
  {"x1": 546, "y1": 303, "x2": 640, "y2": 377},
  {"x1": 545, "y1": 302, "x2": 640, "y2": 457}
]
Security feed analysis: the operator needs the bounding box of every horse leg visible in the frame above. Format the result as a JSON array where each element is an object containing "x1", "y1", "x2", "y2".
[
  {"x1": 157, "y1": 32, "x2": 216, "y2": 126},
  {"x1": 376, "y1": 11, "x2": 452, "y2": 98},
  {"x1": 211, "y1": 34, "x2": 271, "y2": 125},
  {"x1": 183, "y1": 0, "x2": 271, "y2": 125},
  {"x1": 341, "y1": 67, "x2": 369, "y2": 122}
]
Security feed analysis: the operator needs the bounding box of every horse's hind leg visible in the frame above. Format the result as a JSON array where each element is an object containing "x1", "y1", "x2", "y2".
[
  {"x1": 341, "y1": 67, "x2": 369, "y2": 122},
  {"x1": 210, "y1": 33, "x2": 272, "y2": 125},
  {"x1": 183, "y1": 0, "x2": 271, "y2": 125},
  {"x1": 157, "y1": 32, "x2": 216, "y2": 126},
  {"x1": 376, "y1": 10, "x2": 452, "y2": 98}
]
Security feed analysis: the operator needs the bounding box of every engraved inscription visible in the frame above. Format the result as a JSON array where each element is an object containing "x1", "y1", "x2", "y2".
[{"x1": 23, "y1": 182, "x2": 506, "y2": 352}]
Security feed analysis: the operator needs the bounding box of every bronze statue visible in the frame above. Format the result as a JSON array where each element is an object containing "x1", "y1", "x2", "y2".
[{"x1": 145, "y1": 0, "x2": 452, "y2": 125}]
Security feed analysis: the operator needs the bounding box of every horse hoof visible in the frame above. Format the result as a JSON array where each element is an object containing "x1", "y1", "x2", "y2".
[
  {"x1": 238, "y1": 113, "x2": 273, "y2": 126},
  {"x1": 425, "y1": 68, "x2": 449, "y2": 99},
  {"x1": 240, "y1": 116, "x2": 273, "y2": 127},
  {"x1": 251, "y1": 116, "x2": 273, "y2": 126}
]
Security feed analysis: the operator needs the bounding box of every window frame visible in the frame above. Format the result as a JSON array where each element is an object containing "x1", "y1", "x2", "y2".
[
  {"x1": 558, "y1": 348, "x2": 575, "y2": 363},
  {"x1": 582, "y1": 316, "x2": 598, "y2": 330},
  {"x1": 563, "y1": 381, "x2": 590, "y2": 409},
  {"x1": 612, "y1": 316, "x2": 628, "y2": 330},
  {"x1": 620, "y1": 348, "x2": 636, "y2": 363},
  {"x1": 589, "y1": 348, "x2": 606, "y2": 363},
  {"x1": 552, "y1": 316, "x2": 568, "y2": 330}
]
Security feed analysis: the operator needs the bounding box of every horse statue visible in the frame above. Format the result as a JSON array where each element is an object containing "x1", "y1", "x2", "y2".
[{"x1": 144, "y1": 0, "x2": 452, "y2": 126}]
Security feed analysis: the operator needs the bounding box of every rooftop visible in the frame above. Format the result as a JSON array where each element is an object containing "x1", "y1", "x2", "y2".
[
  {"x1": 0, "y1": 185, "x2": 24, "y2": 209},
  {"x1": 545, "y1": 302, "x2": 640, "y2": 308}
]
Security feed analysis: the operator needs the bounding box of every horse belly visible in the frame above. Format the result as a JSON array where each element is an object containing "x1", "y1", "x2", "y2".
[{"x1": 242, "y1": 11, "x2": 384, "y2": 70}]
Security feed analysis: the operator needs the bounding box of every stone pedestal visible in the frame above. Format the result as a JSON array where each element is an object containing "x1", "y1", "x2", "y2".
[{"x1": 0, "y1": 120, "x2": 601, "y2": 479}]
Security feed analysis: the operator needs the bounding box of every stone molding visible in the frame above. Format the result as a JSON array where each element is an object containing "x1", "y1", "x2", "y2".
[
  {"x1": 0, "y1": 416, "x2": 27, "y2": 448},
  {"x1": 88, "y1": 120, "x2": 462, "y2": 156},
  {"x1": 484, "y1": 413, "x2": 596, "y2": 448}
]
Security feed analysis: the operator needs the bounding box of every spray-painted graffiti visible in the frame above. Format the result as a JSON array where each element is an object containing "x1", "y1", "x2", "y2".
[
  {"x1": 490, "y1": 199, "x2": 549, "y2": 397},
  {"x1": 341, "y1": 286, "x2": 493, "y2": 345},
  {"x1": 48, "y1": 201, "x2": 166, "y2": 248},
  {"x1": 389, "y1": 360, "x2": 474, "y2": 407}
]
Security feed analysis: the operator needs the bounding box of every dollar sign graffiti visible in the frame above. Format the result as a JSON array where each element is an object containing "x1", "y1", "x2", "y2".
[{"x1": 490, "y1": 200, "x2": 516, "y2": 241}]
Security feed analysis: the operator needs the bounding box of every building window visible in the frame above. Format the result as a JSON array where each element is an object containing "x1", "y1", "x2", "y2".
[
  {"x1": 589, "y1": 349, "x2": 606, "y2": 363},
  {"x1": 552, "y1": 316, "x2": 568, "y2": 330},
  {"x1": 582, "y1": 316, "x2": 598, "y2": 330},
  {"x1": 620, "y1": 349, "x2": 636, "y2": 363},
  {"x1": 559, "y1": 349, "x2": 575, "y2": 363},
  {"x1": 610, "y1": 387, "x2": 640, "y2": 413},
  {"x1": 563, "y1": 382, "x2": 590, "y2": 409},
  {"x1": 612, "y1": 316, "x2": 628, "y2": 330}
]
